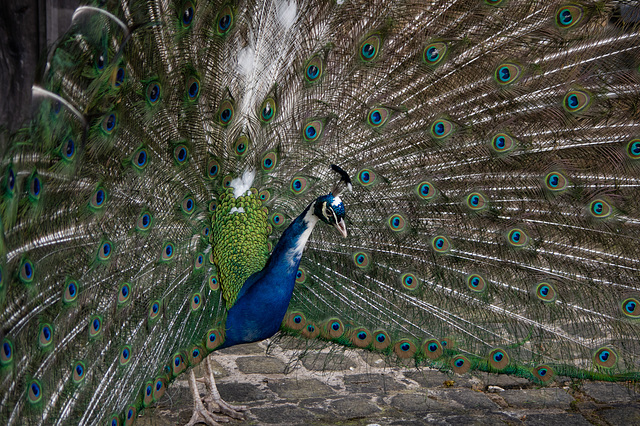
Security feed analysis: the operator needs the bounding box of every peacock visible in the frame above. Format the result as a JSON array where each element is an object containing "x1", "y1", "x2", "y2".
[{"x1": 1, "y1": 0, "x2": 640, "y2": 424}]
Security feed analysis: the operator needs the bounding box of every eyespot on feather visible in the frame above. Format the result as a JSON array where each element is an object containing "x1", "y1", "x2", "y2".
[
  {"x1": 72, "y1": 361, "x2": 86, "y2": 383},
  {"x1": 535, "y1": 282, "x2": 557, "y2": 302},
  {"x1": 191, "y1": 293, "x2": 202, "y2": 311},
  {"x1": 353, "y1": 252, "x2": 370, "y2": 268},
  {"x1": 301, "y1": 322, "x2": 320, "y2": 339},
  {"x1": 149, "y1": 300, "x2": 162, "y2": 321},
  {"x1": 466, "y1": 192, "x2": 487, "y2": 211},
  {"x1": 357, "y1": 169, "x2": 376, "y2": 186},
  {"x1": 89, "y1": 316, "x2": 102, "y2": 338},
  {"x1": 430, "y1": 119, "x2": 453, "y2": 139},
  {"x1": 303, "y1": 120, "x2": 323, "y2": 142},
  {"x1": 387, "y1": 214, "x2": 406, "y2": 232},
  {"x1": 233, "y1": 136, "x2": 249, "y2": 157},
  {"x1": 507, "y1": 228, "x2": 528, "y2": 247},
  {"x1": 102, "y1": 113, "x2": 117, "y2": 134},
  {"x1": 1, "y1": 339, "x2": 13, "y2": 365},
  {"x1": 152, "y1": 378, "x2": 166, "y2": 401},
  {"x1": 39, "y1": 324, "x2": 53, "y2": 349},
  {"x1": 181, "y1": 1, "x2": 194, "y2": 27},
  {"x1": 290, "y1": 177, "x2": 308, "y2": 194},
  {"x1": 467, "y1": 274, "x2": 487, "y2": 293},
  {"x1": 146, "y1": 82, "x2": 161, "y2": 105},
  {"x1": 544, "y1": 172, "x2": 567, "y2": 191},
  {"x1": 118, "y1": 282, "x2": 131, "y2": 305},
  {"x1": 367, "y1": 107, "x2": 390, "y2": 128},
  {"x1": 400, "y1": 273, "x2": 419, "y2": 291},
  {"x1": 217, "y1": 100, "x2": 234, "y2": 125},
  {"x1": 489, "y1": 348, "x2": 509, "y2": 370},
  {"x1": 205, "y1": 329, "x2": 224, "y2": 351},
  {"x1": 64, "y1": 279, "x2": 79, "y2": 304},
  {"x1": 394, "y1": 339, "x2": 417, "y2": 359},
  {"x1": 90, "y1": 187, "x2": 107, "y2": 210},
  {"x1": 432, "y1": 235, "x2": 451, "y2": 253},
  {"x1": 262, "y1": 152, "x2": 277, "y2": 172},
  {"x1": 494, "y1": 63, "x2": 522, "y2": 85},
  {"x1": 124, "y1": 405, "x2": 136, "y2": 426},
  {"x1": 136, "y1": 211, "x2": 153, "y2": 231},
  {"x1": 161, "y1": 242, "x2": 175, "y2": 261},
  {"x1": 29, "y1": 173, "x2": 42, "y2": 200},
  {"x1": 20, "y1": 258, "x2": 35, "y2": 283},
  {"x1": 556, "y1": 4, "x2": 584, "y2": 29},
  {"x1": 28, "y1": 379, "x2": 42, "y2": 404},
  {"x1": 351, "y1": 327, "x2": 373, "y2": 348},
  {"x1": 622, "y1": 297, "x2": 640, "y2": 319},
  {"x1": 451, "y1": 355, "x2": 471, "y2": 374},
  {"x1": 593, "y1": 347, "x2": 617, "y2": 368},
  {"x1": 491, "y1": 133, "x2": 516, "y2": 153},
  {"x1": 423, "y1": 42, "x2": 447, "y2": 66},
  {"x1": 186, "y1": 76, "x2": 200, "y2": 101},
  {"x1": 216, "y1": 5, "x2": 234, "y2": 35},
  {"x1": 417, "y1": 181, "x2": 437, "y2": 200},
  {"x1": 323, "y1": 318, "x2": 344, "y2": 339},
  {"x1": 119, "y1": 346, "x2": 132, "y2": 366},
  {"x1": 360, "y1": 34, "x2": 381, "y2": 62},
  {"x1": 626, "y1": 138, "x2": 640, "y2": 160},
  {"x1": 260, "y1": 98, "x2": 277, "y2": 123},
  {"x1": 373, "y1": 330, "x2": 391, "y2": 350},
  {"x1": 533, "y1": 365, "x2": 554, "y2": 383},
  {"x1": 305, "y1": 55, "x2": 324, "y2": 83},
  {"x1": 589, "y1": 199, "x2": 612, "y2": 219},
  {"x1": 284, "y1": 311, "x2": 306, "y2": 331},
  {"x1": 209, "y1": 274, "x2": 220, "y2": 291},
  {"x1": 189, "y1": 346, "x2": 204, "y2": 366},
  {"x1": 563, "y1": 90, "x2": 590, "y2": 113},
  {"x1": 295, "y1": 268, "x2": 306, "y2": 284},
  {"x1": 422, "y1": 339, "x2": 443, "y2": 360},
  {"x1": 174, "y1": 144, "x2": 189, "y2": 164}
]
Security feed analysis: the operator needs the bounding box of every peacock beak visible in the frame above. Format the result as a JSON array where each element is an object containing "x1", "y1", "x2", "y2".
[{"x1": 334, "y1": 218, "x2": 347, "y2": 238}]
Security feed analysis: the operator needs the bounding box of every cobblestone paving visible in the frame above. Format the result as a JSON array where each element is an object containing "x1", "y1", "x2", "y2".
[{"x1": 140, "y1": 341, "x2": 640, "y2": 425}]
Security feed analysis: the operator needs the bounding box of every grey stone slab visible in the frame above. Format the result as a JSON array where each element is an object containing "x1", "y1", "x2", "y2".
[
  {"x1": 437, "y1": 389, "x2": 500, "y2": 411},
  {"x1": 390, "y1": 393, "x2": 455, "y2": 413},
  {"x1": 329, "y1": 396, "x2": 382, "y2": 418},
  {"x1": 502, "y1": 388, "x2": 574, "y2": 409},
  {"x1": 300, "y1": 351, "x2": 357, "y2": 371},
  {"x1": 582, "y1": 382, "x2": 640, "y2": 403},
  {"x1": 215, "y1": 342, "x2": 264, "y2": 355},
  {"x1": 267, "y1": 378, "x2": 335, "y2": 399},
  {"x1": 250, "y1": 404, "x2": 316, "y2": 424},
  {"x1": 425, "y1": 413, "x2": 523, "y2": 425},
  {"x1": 217, "y1": 382, "x2": 268, "y2": 403},
  {"x1": 524, "y1": 413, "x2": 591, "y2": 426},
  {"x1": 344, "y1": 373, "x2": 407, "y2": 393},
  {"x1": 473, "y1": 372, "x2": 532, "y2": 389},
  {"x1": 599, "y1": 406, "x2": 640, "y2": 424},
  {"x1": 404, "y1": 370, "x2": 452, "y2": 387},
  {"x1": 236, "y1": 355, "x2": 286, "y2": 374},
  {"x1": 191, "y1": 358, "x2": 228, "y2": 378}
]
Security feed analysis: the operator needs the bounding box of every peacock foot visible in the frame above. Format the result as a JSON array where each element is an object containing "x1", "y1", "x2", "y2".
[
  {"x1": 186, "y1": 369, "x2": 230, "y2": 425},
  {"x1": 201, "y1": 356, "x2": 247, "y2": 420}
]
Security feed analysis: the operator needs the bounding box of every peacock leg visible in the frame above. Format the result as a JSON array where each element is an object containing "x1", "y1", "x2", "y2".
[
  {"x1": 185, "y1": 369, "x2": 230, "y2": 426},
  {"x1": 202, "y1": 356, "x2": 247, "y2": 419}
]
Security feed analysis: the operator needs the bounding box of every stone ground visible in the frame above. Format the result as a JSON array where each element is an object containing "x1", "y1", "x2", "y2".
[{"x1": 139, "y1": 340, "x2": 640, "y2": 425}]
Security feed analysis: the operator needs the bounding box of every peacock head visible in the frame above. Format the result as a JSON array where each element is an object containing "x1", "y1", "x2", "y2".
[
  {"x1": 313, "y1": 193, "x2": 347, "y2": 237},
  {"x1": 312, "y1": 164, "x2": 352, "y2": 238}
]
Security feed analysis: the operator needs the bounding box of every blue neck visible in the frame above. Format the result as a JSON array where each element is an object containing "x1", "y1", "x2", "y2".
[{"x1": 221, "y1": 204, "x2": 318, "y2": 347}]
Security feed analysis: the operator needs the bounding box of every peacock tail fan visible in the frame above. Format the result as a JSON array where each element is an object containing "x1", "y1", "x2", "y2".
[{"x1": 1, "y1": 0, "x2": 640, "y2": 424}]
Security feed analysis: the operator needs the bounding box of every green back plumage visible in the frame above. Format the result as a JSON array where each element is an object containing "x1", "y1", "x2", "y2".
[{"x1": 1, "y1": 0, "x2": 640, "y2": 424}]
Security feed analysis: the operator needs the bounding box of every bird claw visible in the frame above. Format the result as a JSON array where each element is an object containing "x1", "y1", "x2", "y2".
[
  {"x1": 203, "y1": 396, "x2": 247, "y2": 420},
  {"x1": 184, "y1": 405, "x2": 230, "y2": 426}
]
